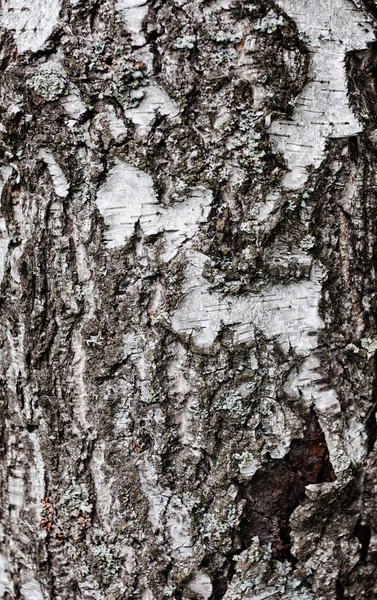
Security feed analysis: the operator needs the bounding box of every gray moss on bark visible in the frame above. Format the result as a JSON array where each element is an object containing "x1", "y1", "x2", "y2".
[{"x1": 0, "y1": 1, "x2": 377, "y2": 599}]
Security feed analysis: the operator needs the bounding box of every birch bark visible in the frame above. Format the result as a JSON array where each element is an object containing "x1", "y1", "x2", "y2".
[{"x1": 0, "y1": 1, "x2": 376, "y2": 599}]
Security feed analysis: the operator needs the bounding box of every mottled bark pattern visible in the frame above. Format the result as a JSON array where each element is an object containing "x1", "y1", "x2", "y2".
[{"x1": 0, "y1": 1, "x2": 376, "y2": 599}]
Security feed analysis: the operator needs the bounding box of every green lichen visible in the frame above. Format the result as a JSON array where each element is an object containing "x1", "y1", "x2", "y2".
[
  {"x1": 300, "y1": 235, "x2": 316, "y2": 251},
  {"x1": 225, "y1": 537, "x2": 317, "y2": 600},
  {"x1": 111, "y1": 56, "x2": 149, "y2": 107},
  {"x1": 361, "y1": 337, "x2": 377, "y2": 355},
  {"x1": 86, "y1": 333, "x2": 105, "y2": 347},
  {"x1": 256, "y1": 10, "x2": 285, "y2": 34},
  {"x1": 28, "y1": 65, "x2": 67, "y2": 101},
  {"x1": 175, "y1": 35, "x2": 196, "y2": 50},
  {"x1": 234, "y1": 451, "x2": 259, "y2": 474},
  {"x1": 214, "y1": 390, "x2": 245, "y2": 413}
]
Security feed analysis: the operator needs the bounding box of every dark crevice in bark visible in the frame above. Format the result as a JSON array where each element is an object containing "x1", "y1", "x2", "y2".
[
  {"x1": 354, "y1": 521, "x2": 371, "y2": 562},
  {"x1": 93, "y1": 358, "x2": 131, "y2": 383},
  {"x1": 366, "y1": 404, "x2": 377, "y2": 454},
  {"x1": 336, "y1": 580, "x2": 346, "y2": 600},
  {"x1": 366, "y1": 314, "x2": 377, "y2": 456},
  {"x1": 361, "y1": 0, "x2": 377, "y2": 21},
  {"x1": 347, "y1": 42, "x2": 377, "y2": 128},
  {"x1": 236, "y1": 409, "x2": 335, "y2": 560},
  {"x1": 209, "y1": 560, "x2": 235, "y2": 600},
  {"x1": 42, "y1": 476, "x2": 57, "y2": 600},
  {"x1": 209, "y1": 411, "x2": 335, "y2": 599}
]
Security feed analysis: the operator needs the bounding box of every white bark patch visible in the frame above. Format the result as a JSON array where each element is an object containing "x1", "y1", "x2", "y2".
[
  {"x1": 141, "y1": 591, "x2": 156, "y2": 600},
  {"x1": 188, "y1": 573, "x2": 213, "y2": 599},
  {"x1": 124, "y1": 85, "x2": 180, "y2": 135},
  {"x1": 0, "y1": 167, "x2": 12, "y2": 286},
  {"x1": 116, "y1": 0, "x2": 149, "y2": 46},
  {"x1": 116, "y1": 0, "x2": 179, "y2": 132},
  {"x1": 8, "y1": 470, "x2": 24, "y2": 512},
  {"x1": 166, "y1": 497, "x2": 193, "y2": 559},
  {"x1": 70, "y1": 238, "x2": 96, "y2": 432},
  {"x1": 171, "y1": 251, "x2": 323, "y2": 352},
  {"x1": 1, "y1": 0, "x2": 61, "y2": 54},
  {"x1": 177, "y1": 396, "x2": 198, "y2": 447},
  {"x1": 0, "y1": 555, "x2": 13, "y2": 598},
  {"x1": 38, "y1": 149, "x2": 69, "y2": 198},
  {"x1": 285, "y1": 355, "x2": 340, "y2": 415},
  {"x1": 20, "y1": 580, "x2": 44, "y2": 600},
  {"x1": 138, "y1": 458, "x2": 194, "y2": 559},
  {"x1": 138, "y1": 458, "x2": 170, "y2": 530},
  {"x1": 91, "y1": 441, "x2": 114, "y2": 533},
  {"x1": 96, "y1": 160, "x2": 212, "y2": 261},
  {"x1": 343, "y1": 416, "x2": 368, "y2": 465},
  {"x1": 271, "y1": 0, "x2": 374, "y2": 189},
  {"x1": 284, "y1": 354, "x2": 354, "y2": 474},
  {"x1": 6, "y1": 332, "x2": 27, "y2": 520},
  {"x1": 0, "y1": 218, "x2": 9, "y2": 286},
  {"x1": 167, "y1": 342, "x2": 190, "y2": 396},
  {"x1": 71, "y1": 329, "x2": 91, "y2": 430},
  {"x1": 106, "y1": 107, "x2": 128, "y2": 142},
  {"x1": 61, "y1": 84, "x2": 87, "y2": 120},
  {"x1": 0, "y1": 166, "x2": 13, "y2": 189}
]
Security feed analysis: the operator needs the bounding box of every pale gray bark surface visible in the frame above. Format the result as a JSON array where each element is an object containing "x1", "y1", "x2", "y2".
[{"x1": 0, "y1": 0, "x2": 377, "y2": 599}]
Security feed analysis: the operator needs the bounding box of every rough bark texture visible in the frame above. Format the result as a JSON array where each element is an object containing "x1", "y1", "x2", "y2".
[{"x1": 0, "y1": 0, "x2": 377, "y2": 599}]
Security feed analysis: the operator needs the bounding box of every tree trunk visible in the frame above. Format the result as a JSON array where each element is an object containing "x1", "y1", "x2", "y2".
[{"x1": 0, "y1": 0, "x2": 377, "y2": 598}]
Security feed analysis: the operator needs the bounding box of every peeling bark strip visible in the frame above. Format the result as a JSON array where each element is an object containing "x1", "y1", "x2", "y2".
[
  {"x1": 271, "y1": 0, "x2": 374, "y2": 188},
  {"x1": 0, "y1": 0, "x2": 377, "y2": 598}
]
